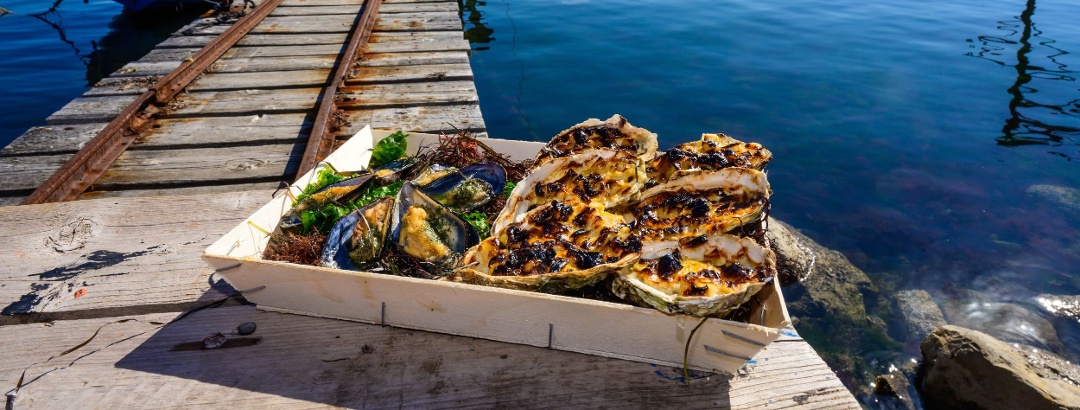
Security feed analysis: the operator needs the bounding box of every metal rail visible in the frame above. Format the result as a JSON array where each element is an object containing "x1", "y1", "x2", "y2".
[
  {"x1": 22, "y1": 0, "x2": 286, "y2": 205},
  {"x1": 296, "y1": 0, "x2": 383, "y2": 177}
]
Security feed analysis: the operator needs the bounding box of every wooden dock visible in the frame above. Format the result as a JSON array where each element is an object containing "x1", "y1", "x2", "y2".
[{"x1": 0, "y1": 0, "x2": 860, "y2": 407}]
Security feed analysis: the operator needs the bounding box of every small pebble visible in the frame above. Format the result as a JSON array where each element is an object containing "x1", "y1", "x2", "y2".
[
  {"x1": 237, "y1": 322, "x2": 257, "y2": 336},
  {"x1": 361, "y1": 344, "x2": 374, "y2": 354},
  {"x1": 203, "y1": 333, "x2": 227, "y2": 349}
]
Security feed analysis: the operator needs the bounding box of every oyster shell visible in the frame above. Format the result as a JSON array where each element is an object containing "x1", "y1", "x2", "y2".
[
  {"x1": 610, "y1": 234, "x2": 776, "y2": 317},
  {"x1": 453, "y1": 200, "x2": 640, "y2": 293},
  {"x1": 647, "y1": 133, "x2": 772, "y2": 186},
  {"x1": 534, "y1": 114, "x2": 659, "y2": 166},
  {"x1": 389, "y1": 181, "x2": 480, "y2": 264},
  {"x1": 493, "y1": 149, "x2": 646, "y2": 237},
  {"x1": 630, "y1": 168, "x2": 770, "y2": 242}
]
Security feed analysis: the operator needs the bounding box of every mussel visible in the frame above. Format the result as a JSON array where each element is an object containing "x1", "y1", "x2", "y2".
[
  {"x1": 389, "y1": 181, "x2": 480, "y2": 265},
  {"x1": 348, "y1": 197, "x2": 395, "y2": 264},
  {"x1": 279, "y1": 173, "x2": 375, "y2": 233},
  {"x1": 319, "y1": 209, "x2": 362, "y2": 270},
  {"x1": 418, "y1": 162, "x2": 506, "y2": 213}
]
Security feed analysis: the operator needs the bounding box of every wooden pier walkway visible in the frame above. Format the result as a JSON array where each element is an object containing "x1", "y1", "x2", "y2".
[{"x1": 0, "y1": 0, "x2": 860, "y2": 408}]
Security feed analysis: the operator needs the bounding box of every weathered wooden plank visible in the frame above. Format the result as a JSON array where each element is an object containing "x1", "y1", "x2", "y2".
[
  {"x1": 223, "y1": 43, "x2": 345, "y2": 58},
  {"x1": 0, "y1": 154, "x2": 70, "y2": 197},
  {"x1": 347, "y1": 63, "x2": 472, "y2": 84},
  {"x1": 79, "y1": 181, "x2": 284, "y2": 201},
  {"x1": 345, "y1": 103, "x2": 486, "y2": 135},
  {"x1": 190, "y1": 69, "x2": 332, "y2": 92},
  {"x1": 270, "y1": 4, "x2": 362, "y2": 15},
  {"x1": 366, "y1": 32, "x2": 469, "y2": 53},
  {"x1": 272, "y1": 2, "x2": 455, "y2": 15},
  {"x1": 165, "y1": 88, "x2": 322, "y2": 118},
  {"x1": 136, "y1": 113, "x2": 311, "y2": 148},
  {"x1": 85, "y1": 76, "x2": 162, "y2": 97},
  {"x1": 359, "y1": 51, "x2": 471, "y2": 67},
  {"x1": 88, "y1": 70, "x2": 332, "y2": 97},
  {"x1": 158, "y1": 33, "x2": 348, "y2": 49},
  {"x1": 374, "y1": 12, "x2": 462, "y2": 32},
  {"x1": 338, "y1": 80, "x2": 478, "y2": 109},
  {"x1": 0, "y1": 306, "x2": 858, "y2": 409},
  {"x1": 1, "y1": 123, "x2": 107, "y2": 156},
  {"x1": 92, "y1": 143, "x2": 299, "y2": 189},
  {"x1": 115, "y1": 54, "x2": 338, "y2": 78},
  {"x1": 193, "y1": 15, "x2": 359, "y2": 36},
  {"x1": 46, "y1": 95, "x2": 137, "y2": 125},
  {"x1": 379, "y1": 2, "x2": 458, "y2": 13},
  {"x1": 0, "y1": 191, "x2": 269, "y2": 323},
  {"x1": 279, "y1": 0, "x2": 362, "y2": 5}
]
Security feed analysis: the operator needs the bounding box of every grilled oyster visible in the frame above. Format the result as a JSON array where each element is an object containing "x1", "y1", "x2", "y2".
[
  {"x1": 454, "y1": 200, "x2": 640, "y2": 292},
  {"x1": 534, "y1": 114, "x2": 659, "y2": 166},
  {"x1": 493, "y1": 149, "x2": 646, "y2": 237},
  {"x1": 611, "y1": 234, "x2": 776, "y2": 317},
  {"x1": 647, "y1": 133, "x2": 771, "y2": 186},
  {"x1": 631, "y1": 168, "x2": 770, "y2": 242}
]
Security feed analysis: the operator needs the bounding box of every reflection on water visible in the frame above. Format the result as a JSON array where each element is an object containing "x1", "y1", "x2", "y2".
[
  {"x1": 966, "y1": 0, "x2": 1080, "y2": 157},
  {"x1": 0, "y1": 0, "x2": 208, "y2": 147}
]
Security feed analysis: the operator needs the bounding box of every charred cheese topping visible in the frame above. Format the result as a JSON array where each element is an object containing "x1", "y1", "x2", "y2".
[
  {"x1": 399, "y1": 206, "x2": 452, "y2": 262},
  {"x1": 483, "y1": 201, "x2": 640, "y2": 277},
  {"x1": 534, "y1": 114, "x2": 657, "y2": 166},
  {"x1": 631, "y1": 251, "x2": 761, "y2": 298},
  {"x1": 524, "y1": 157, "x2": 642, "y2": 207},
  {"x1": 632, "y1": 188, "x2": 768, "y2": 241},
  {"x1": 647, "y1": 133, "x2": 772, "y2": 186}
]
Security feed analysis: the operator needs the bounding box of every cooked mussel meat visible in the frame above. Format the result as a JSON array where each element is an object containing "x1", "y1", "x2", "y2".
[
  {"x1": 390, "y1": 181, "x2": 480, "y2": 265},
  {"x1": 348, "y1": 197, "x2": 394, "y2": 264}
]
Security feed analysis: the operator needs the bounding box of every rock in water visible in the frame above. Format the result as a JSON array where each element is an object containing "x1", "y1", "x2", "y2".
[
  {"x1": 919, "y1": 325, "x2": 1080, "y2": 410},
  {"x1": 895, "y1": 290, "x2": 946, "y2": 343},
  {"x1": 873, "y1": 369, "x2": 916, "y2": 410}
]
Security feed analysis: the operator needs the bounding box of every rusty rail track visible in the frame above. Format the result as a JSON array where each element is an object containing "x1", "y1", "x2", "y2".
[
  {"x1": 22, "y1": 0, "x2": 287, "y2": 204},
  {"x1": 296, "y1": 0, "x2": 383, "y2": 177}
]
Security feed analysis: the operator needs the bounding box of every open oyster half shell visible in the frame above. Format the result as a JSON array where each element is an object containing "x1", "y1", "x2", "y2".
[
  {"x1": 534, "y1": 114, "x2": 658, "y2": 166},
  {"x1": 493, "y1": 149, "x2": 646, "y2": 237},
  {"x1": 611, "y1": 234, "x2": 777, "y2": 317},
  {"x1": 647, "y1": 133, "x2": 772, "y2": 185},
  {"x1": 453, "y1": 200, "x2": 640, "y2": 293},
  {"x1": 630, "y1": 167, "x2": 770, "y2": 242}
]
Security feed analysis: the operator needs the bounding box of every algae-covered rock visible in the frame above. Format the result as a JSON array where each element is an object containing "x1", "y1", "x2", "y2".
[
  {"x1": 895, "y1": 289, "x2": 945, "y2": 343},
  {"x1": 919, "y1": 325, "x2": 1080, "y2": 410},
  {"x1": 872, "y1": 368, "x2": 916, "y2": 410},
  {"x1": 766, "y1": 219, "x2": 899, "y2": 391}
]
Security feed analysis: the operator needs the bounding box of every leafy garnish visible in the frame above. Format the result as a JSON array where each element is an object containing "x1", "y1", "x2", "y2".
[
  {"x1": 371, "y1": 131, "x2": 409, "y2": 168},
  {"x1": 501, "y1": 181, "x2": 517, "y2": 198},
  {"x1": 353, "y1": 180, "x2": 403, "y2": 208},
  {"x1": 463, "y1": 211, "x2": 491, "y2": 239}
]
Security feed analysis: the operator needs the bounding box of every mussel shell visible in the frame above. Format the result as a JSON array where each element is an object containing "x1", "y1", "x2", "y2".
[
  {"x1": 280, "y1": 173, "x2": 375, "y2": 233},
  {"x1": 420, "y1": 162, "x2": 507, "y2": 212},
  {"x1": 389, "y1": 182, "x2": 480, "y2": 264},
  {"x1": 610, "y1": 234, "x2": 776, "y2": 317},
  {"x1": 319, "y1": 209, "x2": 362, "y2": 270},
  {"x1": 371, "y1": 158, "x2": 417, "y2": 185},
  {"x1": 348, "y1": 197, "x2": 394, "y2": 264}
]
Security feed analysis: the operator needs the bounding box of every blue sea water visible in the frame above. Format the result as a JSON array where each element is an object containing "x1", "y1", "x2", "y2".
[
  {"x1": 1, "y1": 0, "x2": 1078, "y2": 404},
  {"x1": 0, "y1": 0, "x2": 207, "y2": 148},
  {"x1": 461, "y1": 0, "x2": 1080, "y2": 400}
]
